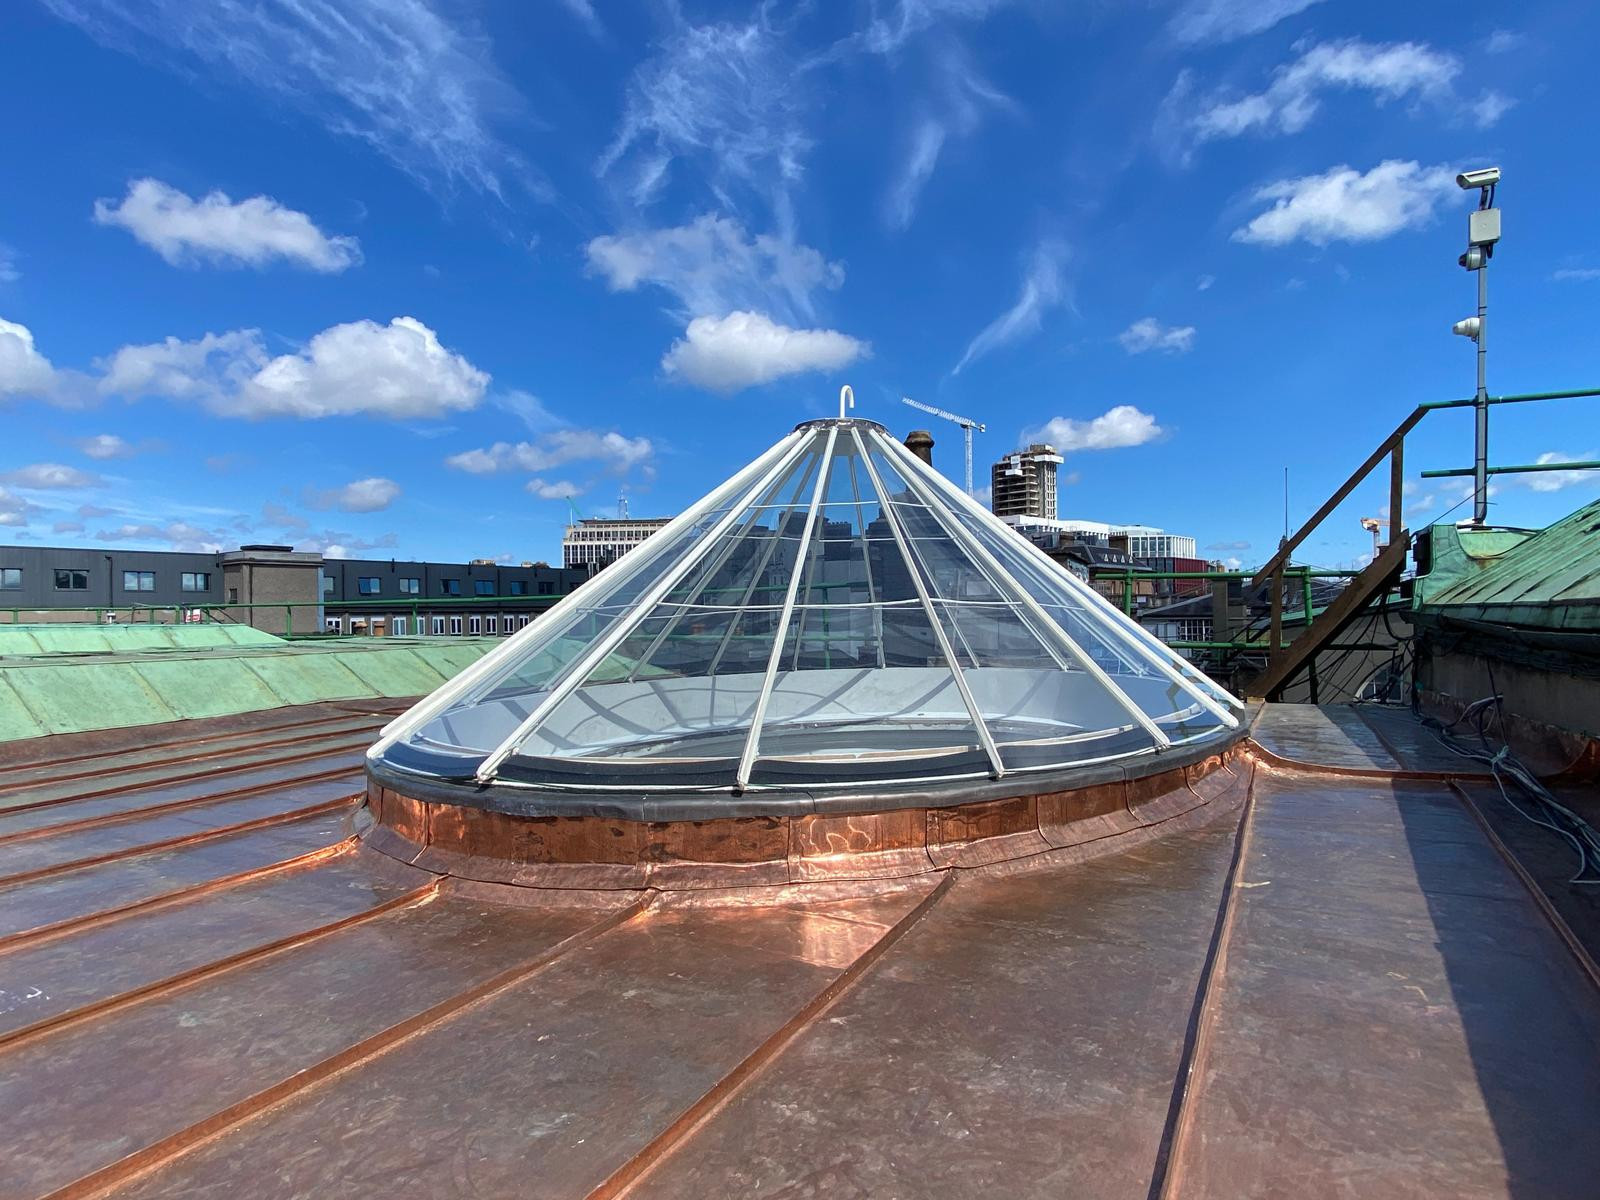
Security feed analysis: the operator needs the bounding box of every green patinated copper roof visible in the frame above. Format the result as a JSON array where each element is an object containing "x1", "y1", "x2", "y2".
[{"x1": 1416, "y1": 497, "x2": 1600, "y2": 631}]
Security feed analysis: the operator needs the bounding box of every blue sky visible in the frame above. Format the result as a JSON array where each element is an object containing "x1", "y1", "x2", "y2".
[{"x1": 2, "y1": 0, "x2": 1597, "y2": 570}]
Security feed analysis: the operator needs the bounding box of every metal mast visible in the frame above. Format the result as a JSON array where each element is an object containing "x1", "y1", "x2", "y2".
[{"x1": 901, "y1": 396, "x2": 986, "y2": 495}]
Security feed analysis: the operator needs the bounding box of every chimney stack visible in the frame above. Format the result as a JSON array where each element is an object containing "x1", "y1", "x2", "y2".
[{"x1": 904, "y1": 429, "x2": 935, "y2": 465}]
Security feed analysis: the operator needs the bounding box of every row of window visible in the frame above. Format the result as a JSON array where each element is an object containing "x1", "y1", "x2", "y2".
[
  {"x1": 323, "y1": 614, "x2": 536, "y2": 636},
  {"x1": 331, "y1": 575, "x2": 557, "y2": 598},
  {"x1": 0, "y1": 568, "x2": 211, "y2": 592}
]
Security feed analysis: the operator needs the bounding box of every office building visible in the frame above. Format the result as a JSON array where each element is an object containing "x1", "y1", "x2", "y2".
[
  {"x1": 562, "y1": 517, "x2": 673, "y2": 570},
  {"x1": 990, "y1": 444, "x2": 1064, "y2": 520}
]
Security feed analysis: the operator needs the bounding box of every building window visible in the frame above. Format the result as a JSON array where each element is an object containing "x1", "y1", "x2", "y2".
[
  {"x1": 227, "y1": 587, "x2": 239, "y2": 603},
  {"x1": 0, "y1": 568, "x2": 20, "y2": 590},
  {"x1": 358, "y1": 576, "x2": 381, "y2": 595},
  {"x1": 474, "y1": 579, "x2": 495, "y2": 596},
  {"x1": 322, "y1": 576, "x2": 335, "y2": 596},
  {"x1": 399, "y1": 577, "x2": 421, "y2": 595},
  {"x1": 392, "y1": 617, "x2": 407, "y2": 636},
  {"x1": 449, "y1": 616, "x2": 463, "y2": 635},
  {"x1": 485, "y1": 615, "x2": 497, "y2": 634},
  {"x1": 538, "y1": 580, "x2": 555, "y2": 595},
  {"x1": 519, "y1": 615, "x2": 531, "y2": 629},
  {"x1": 122, "y1": 570, "x2": 156, "y2": 592},
  {"x1": 181, "y1": 572, "x2": 210, "y2": 592},
  {"x1": 468, "y1": 615, "x2": 482, "y2": 634},
  {"x1": 508, "y1": 580, "x2": 527, "y2": 596},
  {"x1": 442, "y1": 578, "x2": 461, "y2": 596},
  {"x1": 432, "y1": 616, "x2": 446, "y2": 635},
  {"x1": 325, "y1": 616, "x2": 343, "y2": 633},
  {"x1": 54, "y1": 569, "x2": 89, "y2": 590}
]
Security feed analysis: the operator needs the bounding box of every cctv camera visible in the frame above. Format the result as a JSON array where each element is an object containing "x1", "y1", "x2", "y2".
[
  {"x1": 1456, "y1": 167, "x2": 1501, "y2": 189},
  {"x1": 1452, "y1": 317, "x2": 1481, "y2": 340}
]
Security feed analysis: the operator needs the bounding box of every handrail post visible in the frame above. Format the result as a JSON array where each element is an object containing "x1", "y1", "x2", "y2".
[
  {"x1": 1269, "y1": 567, "x2": 1284, "y2": 658},
  {"x1": 1388, "y1": 439, "x2": 1404, "y2": 548}
]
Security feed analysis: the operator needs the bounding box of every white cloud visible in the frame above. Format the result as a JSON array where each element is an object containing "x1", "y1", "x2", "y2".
[
  {"x1": 526, "y1": 478, "x2": 582, "y2": 500},
  {"x1": 1023, "y1": 406, "x2": 1164, "y2": 452},
  {"x1": 1168, "y1": 0, "x2": 1328, "y2": 45},
  {"x1": 75, "y1": 433, "x2": 137, "y2": 459},
  {"x1": 859, "y1": 0, "x2": 1012, "y2": 54},
  {"x1": 294, "y1": 530, "x2": 399, "y2": 558},
  {"x1": 1525, "y1": 452, "x2": 1598, "y2": 493},
  {"x1": 1233, "y1": 161, "x2": 1456, "y2": 247},
  {"x1": 446, "y1": 430, "x2": 655, "y2": 476},
  {"x1": 0, "y1": 245, "x2": 18, "y2": 284},
  {"x1": 1192, "y1": 40, "x2": 1460, "y2": 143},
  {"x1": 93, "y1": 179, "x2": 361, "y2": 272},
  {"x1": 99, "y1": 520, "x2": 228, "y2": 553},
  {"x1": 1196, "y1": 274, "x2": 1215, "y2": 291},
  {"x1": 305, "y1": 477, "x2": 402, "y2": 513},
  {"x1": 598, "y1": 17, "x2": 805, "y2": 216},
  {"x1": 660, "y1": 311, "x2": 869, "y2": 393},
  {"x1": 953, "y1": 239, "x2": 1069, "y2": 374},
  {"x1": 1553, "y1": 268, "x2": 1600, "y2": 282},
  {"x1": 44, "y1": 0, "x2": 536, "y2": 200},
  {"x1": 558, "y1": 0, "x2": 603, "y2": 37},
  {"x1": 1472, "y1": 90, "x2": 1515, "y2": 126},
  {"x1": 1484, "y1": 30, "x2": 1526, "y2": 54},
  {"x1": 52, "y1": 519, "x2": 86, "y2": 535},
  {"x1": 0, "y1": 486, "x2": 35, "y2": 527},
  {"x1": 586, "y1": 215, "x2": 843, "y2": 322},
  {"x1": 1119, "y1": 318, "x2": 1196, "y2": 355},
  {"x1": 1, "y1": 462, "x2": 102, "y2": 489},
  {"x1": 0, "y1": 317, "x2": 59, "y2": 398},
  {"x1": 101, "y1": 317, "x2": 488, "y2": 419}
]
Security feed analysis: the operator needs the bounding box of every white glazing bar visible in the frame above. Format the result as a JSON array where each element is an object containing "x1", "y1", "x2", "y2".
[
  {"x1": 735, "y1": 426, "x2": 838, "y2": 790},
  {"x1": 853, "y1": 426, "x2": 1006, "y2": 779},
  {"x1": 877, "y1": 431, "x2": 1173, "y2": 749},
  {"x1": 628, "y1": 450, "x2": 820, "y2": 682},
  {"x1": 369, "y1": 429, "x2": 806, "y2": 760},
  {"x1": 473, "y1": 430, "x2": 816, "y2": 782},
  {"x1": 889, "y1": 434, "x2": 1241, "y2": 725},
  {"x1": 846, "y1": 451, "x2": 887, "y2": 669}
]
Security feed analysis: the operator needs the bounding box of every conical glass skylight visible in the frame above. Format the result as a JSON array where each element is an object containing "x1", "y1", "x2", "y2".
[{"x1": 370, "y1": 417, "x2": 1243, "y2": 793}]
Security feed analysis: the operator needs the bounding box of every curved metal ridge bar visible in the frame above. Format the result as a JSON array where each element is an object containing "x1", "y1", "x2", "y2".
[
  {"x1": 369, "y1": 428, "x2": 808, "y2": 760},
  {"x1": 583, "y1": 875, "x2": 955, "y2": 1200},
  {"x1": 0, "y1": 791, "x2": 359, "y2": 890},
  {"x1": 875, "y1": 429, "x2": 1174, "y2": 752},
  {"x1": 0, "y1": 713, "x2": 383, "y2": 793},
  {"x1": 0, "y1": 882, "x2": 440, "y2": 1053},
  {"x1": 0, "y1": 738, "x2": 373, "y2": 829},
  {"x1": 850, "y1": 427, "x2": 1006, "y2": 779},
  {"x1": 473, "y1": 431, "x2": 818, "y2": 783},
  {"x1": 0, "y1": 838, "x2": 359, "y2": 957},
  {"x1": 37, "y1": 896, "x2": 654, "y2": 1200},
  {"x1": 888, "y1": 432, "x2": 1242, "y2": 723},
  {"x1": 737, "y1": 426, "x2": 839, "y2": 790},
  {"x1": 1149, "y1": 765, "x2": 1258, "y2": 1200}
]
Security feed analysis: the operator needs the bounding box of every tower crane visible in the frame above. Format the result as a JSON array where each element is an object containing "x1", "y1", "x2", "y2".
[{"x1": 901, "y1": 396, "x2": 986, "y2": 495}]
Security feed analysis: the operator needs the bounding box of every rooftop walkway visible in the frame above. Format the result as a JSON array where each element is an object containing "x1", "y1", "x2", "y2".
[{"x1": 0, "y1": 702, "x2": 1594, "y2": 1198}]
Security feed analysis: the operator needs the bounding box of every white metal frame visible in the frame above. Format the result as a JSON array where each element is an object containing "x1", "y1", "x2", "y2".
[
  {"x1": 874, "y1": 429, "x2": 1174, "y2": 748},
  {"x1": 472, "y1": 430, "x2": 815, "y2": 782},
  {"x1": 882, "y1": 432, "x2": 1241, "y2": 725}
]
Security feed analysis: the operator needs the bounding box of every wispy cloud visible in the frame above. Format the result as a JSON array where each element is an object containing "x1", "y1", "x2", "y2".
[
  {"x1": 585, "y1": 215, "x2": 844, "y2": 323},
  {"x1": 43, "y1": 0, "x2": 538, "y2": 200},
  {"x1": 1233, "y1": 161, "x2": 1456, "y2": 247},
  {"x1": 445, "y1": 431, "x2": 655, "y2": 476},
  {"x1": 1119, "y1": 318, "x2": 1196, "y2": 355},
  {"x1": 0, "y1": 244, "x2": 19, "y2": 284},
  {"x1": 557, "y1": 0, "x2": 604, "y2": 39},
  {"x1": 1168, "y1": 0, "x2": 1328, "y2": 45},
  {"x1": 953, "y1": 239, "x2": 1069, "y2": 375},
  {"x1": 1524, "y1": 452, "x2": 1599, "y2": 493},
  {"x1": 1553, "y1": 267, "x2": 1600, "y2": 282},
  {"x1": 94, "y1": 179, "x2": 361, "y2": 272},
  {"x1": 597, "y1": 16, "x2": 807, "y2": 223}
]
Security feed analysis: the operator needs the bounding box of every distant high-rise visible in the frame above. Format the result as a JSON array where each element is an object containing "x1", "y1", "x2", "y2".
[{"x1": 991, "y1": 444, "x2": 1064, "y2": 519}]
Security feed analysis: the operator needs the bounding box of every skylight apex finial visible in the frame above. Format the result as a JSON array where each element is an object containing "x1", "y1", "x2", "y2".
[{"x1": 839, "y1": 384, "x2": 854, "y2": 420}]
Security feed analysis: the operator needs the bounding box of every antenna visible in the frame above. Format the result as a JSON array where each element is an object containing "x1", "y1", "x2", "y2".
[
  {"x1": 839, "y1": 384, "x2": 855, "y2": 420},
  {"x1": 901, "y1": 396, "x2": 987, "y2": 495},
  {"x1": 1282, "y1": 467, "x2": 1289, "y2": 545}
]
